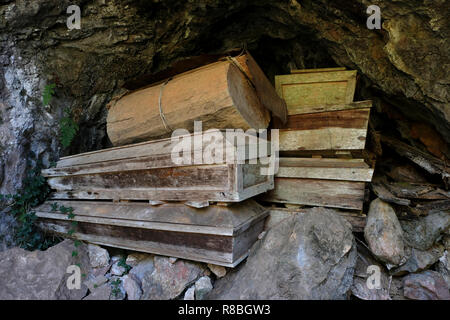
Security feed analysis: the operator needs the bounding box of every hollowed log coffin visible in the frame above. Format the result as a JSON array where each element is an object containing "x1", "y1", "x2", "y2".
[
  {"x1": 35, "y1": 200, "x2": 268, "y2": 267},
  {"x1": 106, "y1": 52, "x2": 287, "y2": 146},
  {"x1": 42, "y1": 131, "x2": 274, "y2": 202}
]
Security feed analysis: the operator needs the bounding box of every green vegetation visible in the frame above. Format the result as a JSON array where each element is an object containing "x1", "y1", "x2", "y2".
[
  {"x1": 42, "y1": 83, "x2": 56, "y2": 106},
  {"x1": 0, "y1": 161, "x2": 59, "y2": 250},
  {"x1": 59, "y1": 108, "x2": 79, "y2": 148}
]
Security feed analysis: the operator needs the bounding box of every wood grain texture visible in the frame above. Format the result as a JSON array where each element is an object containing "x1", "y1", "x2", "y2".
[
  {"x1": 276, "y1": 157, "x2": 374, "y2": 182},
  {"x1": 107, "y1": 58, "x2": 270, "y2": 146},
  {"x1": 290, "y1": 67, "x2": 346, "y2": 74},
  {"x1": 263, "y1": 178, "x2": 366, "y2": 210},
  {"x1": 286, "y1": 100, "x2": 372, "y2": 116},
  {"x1": 35, "y1": 200, "x2": 268, "y2": 267},
  {"x1": 275, "y1": 70, "x2": 357, "y2": 111}
]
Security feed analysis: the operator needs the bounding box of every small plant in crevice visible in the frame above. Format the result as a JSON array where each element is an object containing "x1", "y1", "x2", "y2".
[
  {"x1": 60, "y1": 108, "x2": 79, "y2": 148},
  {"x1": 118, "y1": 255, "x2": 132, "y2": 274},
  {"x1": 51, "y1": 203, "x2": 83, "y2": 259},
  {"x1": 0, "y1": 161, "x2": 60, "y2": 250},
  {"x1": 42, "y1": 83, "x2": 56, "y2": 106},
  {"x1": 111, "y1": 278, "x2": 122, "y2": 298}
]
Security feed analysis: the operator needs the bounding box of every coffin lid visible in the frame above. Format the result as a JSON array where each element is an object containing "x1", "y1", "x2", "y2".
[{"x1": 35, "y1": 199, "x2": 268, "y2": 236}]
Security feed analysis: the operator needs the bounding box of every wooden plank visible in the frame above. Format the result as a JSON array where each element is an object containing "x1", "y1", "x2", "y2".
[
  {"x1": 107, "y1": 57, "x2": 270, "y2": 146},
  {"x1": 234, "y1": 52, "x2": 287, "y2": 123},
  {"x1": 35, "y1": 200, "x2": 268, "y2": 236},
  {"x1": 278, "y1": 127, "x2": 367, "y2": 151},
  {"x1": 52, "y1": 131, "x2": 268, "y2": 169},
  {"x1": 274, "y1": 108, "x2": 371, "y2": 130},
  {"x1": 276, "y1": 157, "x2": 374, "y2": 182},
  {"x1": 35, "y1": 199, "x2": 268, "y2": 267},
  {"x1": 263, "y1": 178, "x2": 366, "y2": 210},
  {"x1": 290, "y1": 67, "x2": 346, "y2": 74},
  {"x1": 286, "y1": 100, "x2": 372, "y2": 116},
  {"x1": 275, "y1": 70, "x2": 357, "y2": 111}
]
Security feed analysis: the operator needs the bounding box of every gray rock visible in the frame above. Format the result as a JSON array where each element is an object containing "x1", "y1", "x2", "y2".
[
  {"x1": 0, "y1": 240, "x2": 90, "y2": 300},
  {"x1": 436, "y1": 251, "x2": 450, "y2": 288},
  {"x1": 184, "y1": 286, "x2": 195, "y2": 300},
  {"x1": 207, "y1": 264, "x2": 227, "y2": 278},
  {"x1": 122, "y1": 274, "x2": 142, "y2": 300},
  {"x1": 110, "y1": 261, "x2": 126, "y2": 276},
  {"x1": 351, "y1": 242, "x2": 391, "y2": 300},
  {"x1": 208, "y1": 207, "x2": 357, "y2": 300},
  {"x1": 125, "y1": 252, "x2": 152, "y2": 268},
  {"x1": 400, "y1": 211, "x2": 450, "y2": 250},
  {"x1": 129, "y1": 256, "x2": 154, "y2": 284},
  {"x1": 84, "y1": 274, "x2": 108, "y2": 292},
  {"x1": 391, "y1": 244, "x2": 445, "y2": 275},
  {"x1": 141, "y1": 256, "x2": 204, "y2": 300},
  {"x1": 195, "y1": 276, "x2": 213, "y2": 300},
  {"x1": 83, "y1": 283, "x2": 111, "y2": 300},
  {"x1": 169, "y1": 257, "x2": 178, "y2": 264},
  {"x1": 403, "y1": 270, "x2": 450, "y2": 300},
  {"x1": 364, "y1": 199, "x2": 406, "y2": 267},
  {"x1": 87, "y1": 244, "x2": 110, "y2": 268}
]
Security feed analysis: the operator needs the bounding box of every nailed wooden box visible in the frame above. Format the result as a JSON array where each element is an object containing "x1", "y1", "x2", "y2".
[
  {"x1": 273, "y1": 100, "x2": 372, "y2": 152},
  {"x1": 42, "y1": 131, "x2": 274, "y2": 203},
  {"x1": 263, "y1": 158, "x2": 374, "y2": 210},
  {"x1": 275, "y1": 68, "x2": 357, "y2": 113},
  {"x1": 35, "y1": 200, "x2": 268, "y2": 267}
]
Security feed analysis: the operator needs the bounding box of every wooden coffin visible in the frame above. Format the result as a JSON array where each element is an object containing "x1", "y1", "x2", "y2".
[
  {"x1": 106, "y1": 53, "x2": 287, "y2": 146},
  {"x1": 262, "y1": 158, "x2": 374, "y2": 210},
  {"x1": 275, "y1": 68, "x2": 357, "y2": 113},
  {"x1": 273, "y1": 100, "x2": 372, "y2": 152},
  {"x1": 42, "y1": 131, "x2": 274, "y2": 202},
  {"x1": 35, "y1": 200, "x2": 268, "y2": 267}
]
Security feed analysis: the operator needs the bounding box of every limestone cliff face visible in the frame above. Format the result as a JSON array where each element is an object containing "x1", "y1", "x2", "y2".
[{"x1": 0, "y1": 0, "x2": 449, "y2": 245}]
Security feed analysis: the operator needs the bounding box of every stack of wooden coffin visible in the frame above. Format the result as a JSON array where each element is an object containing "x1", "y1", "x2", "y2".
[
  {"x1": 263, "y1": 67, "x2": 374, "y2": 211},
  {"x1": 36, "y1": 52, "x2": 286, "y2": 267}
]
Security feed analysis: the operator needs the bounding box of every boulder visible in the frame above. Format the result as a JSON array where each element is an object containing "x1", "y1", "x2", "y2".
[
  {"x1": 84, "y1": 274, "x2": 108, "y2": 292},
  {"x1": 0, "y1": 240, "x2": 90, "y2": 300},
  {"x1": 87, "y1": 244, "x2": 110, "y2": 269},
  {"x1": 129, "y1": 255, "x2": 154, "y2": 284},
  {"x1": 391, "y1": 244, "x2": 444, "y2": 275},
  {"x1": 208, "y1": 207, "x2": 357, "y2": 300},
  {"x1": 436, "y1": 251, "x2": 450, "y2": 288},
  {"x1": 83, "y1": 283, "x2": 111, "y2": 300},
  {"x1": 122, "y1": 274, "x2": 142, "y2": 300},
  {"x1": 400, "y1": 211, "x2": 450, "y2": 251},
  {"x1": 141, "y1": 256, "x2": 205, "y2": 300},
  {"x1": 351, "y1": 242, "x2": 391, "y2": 300},
  {"x1": 403, "y1": 270, "x2": 450, "y2": 300},
  {"x1": 195, "y1": 276, "x2": 213, "y2": 300},
  {"x1": 207, "y1": 264, "x2": 227, "y2": 279},
  {"x1": 364, "y1": 199, "x2": 406, "y2": 267},
  {"x1": 184, "y1": 286, "x2": 195, "y2": 300},
  {"x1": 110, "y1": 261, "x2": 126, "y2": 276}
]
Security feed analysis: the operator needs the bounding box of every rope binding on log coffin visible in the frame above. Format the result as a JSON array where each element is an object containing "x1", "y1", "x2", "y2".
[{"x1": 158, "y1": 77, "x2": 173, "y2": 133}]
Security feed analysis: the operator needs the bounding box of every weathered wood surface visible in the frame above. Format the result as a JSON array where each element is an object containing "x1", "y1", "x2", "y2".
[
  {"x1": 42, "y1": 132, "x2": 274, "y2": 202},
  {"x1": 107, "y1": 55, "x2": 274, "y2": 146},
  {"x1": 264, "y1": 207, "x2": 366, "y2": 232},
  {"x1": 276, "y1": 158, "x2": 374, "y2": 182},
  {"x1": 381, "y1": 135, "x2": 450, "y2": 182},
  {"x1": 275, "y1": 69, "x2": 357, "y2": 111},
  {"x1": 35, "y1": 200, "x2": 268, "y2": 267},
  {"x1": 290, "y1": 67, "x2": 347, "y2": 74},
  {"x1": 262, "y1": 178, "x2": 366, "y2": 210},
  {"x1": 274, "y1": 106, "x2": 371, "y2": 152},
  {"x1": 234, "y1": 53, "x2": 287, "y2": 122}
]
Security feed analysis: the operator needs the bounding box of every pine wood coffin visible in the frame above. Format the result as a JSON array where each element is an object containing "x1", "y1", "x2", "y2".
[
  {"x1": 275, "y1": 68, "x2": 357, "y2": 113},
  {"x1": 35, "y1": 200, "x2": 268, "y2": 267},
  {"x1": 263, "y1": 158, "x2": 374, "y2": 210},
  {"x1": 42, "y1": 131, "x2": 274, "y2": 203},
  {"x1": 107, "y1": 53, "x2": 287, "y2": 146},
  {"x1": 273, "y1": 100, "x2": 372, "y2": 152}
]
